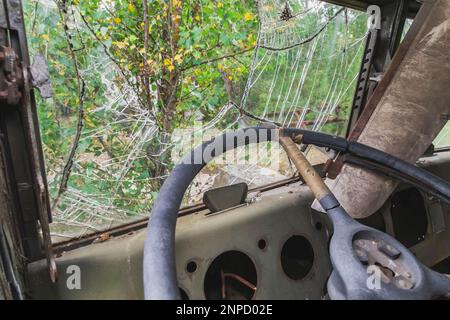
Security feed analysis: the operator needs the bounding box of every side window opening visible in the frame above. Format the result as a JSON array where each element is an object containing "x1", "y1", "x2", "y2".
[{"x1": 434, "y1": 120, "x2": 450, "y2": 149}]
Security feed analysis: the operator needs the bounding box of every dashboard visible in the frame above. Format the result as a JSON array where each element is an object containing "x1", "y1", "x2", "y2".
[{"x1": 27, "y1": 150, "x2": 450, "y2": 299}]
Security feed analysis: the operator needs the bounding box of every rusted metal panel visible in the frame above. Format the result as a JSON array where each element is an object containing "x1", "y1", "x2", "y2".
[
  {"x1": 0, "y1": 137, "x2": 25, "y2": 299},
  {"x1": 0, "y1": 0, "x2": 56, "y2": 281}
]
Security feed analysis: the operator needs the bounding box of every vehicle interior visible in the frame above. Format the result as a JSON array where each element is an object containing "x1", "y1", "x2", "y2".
[{"x1": 0, "y1": 0, "x2": 449, "y2": 300}]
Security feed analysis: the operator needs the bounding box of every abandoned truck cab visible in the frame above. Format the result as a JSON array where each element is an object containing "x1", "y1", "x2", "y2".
[{"x1": 0, "y1": 0, "x2": 449, "y2": 300}]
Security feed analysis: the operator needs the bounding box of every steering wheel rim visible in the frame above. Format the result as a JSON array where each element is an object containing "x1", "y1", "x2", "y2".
[{"x1": 143, "y1": 127, "x2": 450, "y2": 299}]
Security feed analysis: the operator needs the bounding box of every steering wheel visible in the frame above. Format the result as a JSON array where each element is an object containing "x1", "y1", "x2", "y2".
[
  {"x1": 143, "y1": 127, "x2": 450, "y2": 299},
  {"x1": 279, "y1": 135, "x2": 450, "y2": 299}
]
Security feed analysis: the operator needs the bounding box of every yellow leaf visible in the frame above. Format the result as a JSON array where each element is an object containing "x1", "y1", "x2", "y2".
[
  {"x1": 168, "y1": 65, "x2": 175, "y2": 72},
  {"x1": 194, "y1": 15, "x2": 200, "y2": 21},
  {"x1": 217, "y1": 63, "x2": 223, "y2": 71},
  {"x1": 228, "y1": 75, "x2": 233, "y2": 81},
  {"x1": 163, "y1": 58, "x2": 172, "y2": 66},
  {"x1": 128, "y1": 3, "x2": 135, "y2": 12},
  {"x1": 73, "y1": 0, "x2": 79, "y2": 5},
  {"x1": 112, "y1": 41, "x2": 127, "y2": 49},
  {"x1": 114, "y1": 17, "x2": 122, "y2": 24},
  {"x1": 84, "y1": 116, "x2": 95, "y2": 128},
  {"x1": 217, "y1": 2, "x2": 224, "y2": 8},
  {"x1": 41, "y1": 34, "x2": 50, "y2": 41},
  {"x1": 244, "y1": 12, "x2": 253, "y2": 21},
  {"x1": 174, "y1": 53, "x2": 183, "y2": 64}
]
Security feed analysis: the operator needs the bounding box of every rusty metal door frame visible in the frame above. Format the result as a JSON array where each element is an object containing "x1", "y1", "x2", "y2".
[{"x1": 0, "y1": 0, "x2": 55, "y2": 283}]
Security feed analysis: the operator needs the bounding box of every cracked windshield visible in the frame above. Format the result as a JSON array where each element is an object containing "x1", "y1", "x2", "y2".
[{"x1": 24, "y1": 0, "x2": 372, "y2": 240}]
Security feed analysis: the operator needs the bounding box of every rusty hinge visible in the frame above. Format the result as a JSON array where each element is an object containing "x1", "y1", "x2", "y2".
[{"x1": 0, "y1": 46, "x2": 22, "y2": 105}]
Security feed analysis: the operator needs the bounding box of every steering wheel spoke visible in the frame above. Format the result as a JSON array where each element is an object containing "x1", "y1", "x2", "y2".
[{"x1": 279, "y1": 134, "x2": 450, "y2": 300}]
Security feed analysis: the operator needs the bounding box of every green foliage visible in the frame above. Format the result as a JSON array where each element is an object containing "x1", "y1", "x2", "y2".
[
  {"x1": 23, "y1": 0, "x2": 258, "y2": 231},
  {"x1": 72, "y1": 0, "x2": 257, "y2": 127}
]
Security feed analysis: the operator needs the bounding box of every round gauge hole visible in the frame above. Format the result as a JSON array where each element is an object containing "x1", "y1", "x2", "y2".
[
  {"x1": 258, "y1": 239, "x2": 267, "y2": 250},
  {"x1": 315, "y1": 222, "x2": 323, "y2": 231},
  {"x1": 186, "y1": 261, "x2": 197, "y2": 273},
  {"x1": 281, "y1": 235, "x2": 315, "y2": 280},
  {"x1": 204, "y1": 250, "x2": 257, "y2": 300}
]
